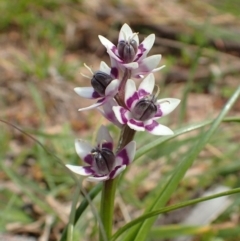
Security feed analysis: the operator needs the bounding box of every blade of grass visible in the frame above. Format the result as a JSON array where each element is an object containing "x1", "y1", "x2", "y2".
[
  {"x1": 112, "y1": 186, "x2": 240, "y2": 240},
  {"x1": 67, "y1": 178, "x2": 82, "y2": 241},
  {"x1": 149, "y1": 225, "x2": 209, "y2": 238},
  {"x1": 135, "y1": 116, "x2": 240, "y2": 160}
]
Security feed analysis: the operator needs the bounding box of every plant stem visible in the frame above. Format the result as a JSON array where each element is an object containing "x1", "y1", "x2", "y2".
[{"x1": 99, "y1": 178, "x2": 118, "y2": 241}]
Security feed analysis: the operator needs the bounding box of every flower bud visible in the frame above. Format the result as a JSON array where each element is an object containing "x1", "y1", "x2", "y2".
[
  {"x1": 117, "y1": 39, "x2": 138, "y2": 63},
  {"x1": 91, "y1": 71, "x2": 113, "y2": 96},
  {"x1": 92, "y1": 147, "x2": 115, "y2": 175},
  {"x1": 132, "y1": 96, "x2": 157, "y2": 121}
]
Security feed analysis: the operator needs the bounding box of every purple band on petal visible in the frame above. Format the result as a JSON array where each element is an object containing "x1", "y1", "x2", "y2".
[
  {"x1": 134, "y1": 53, "x2": 143, "y2": 62},
  {"x1": 84, "y1": 154, "x2": 93, "y2": 165},
  {"x1": 120, "y1": 108, "x2": 128, "y2": 124},
  {"x1": 138, "y1": 88, "x2": 149, "y2": 97},
  {"x1": 101, "y1": 142, "x2": 113, "y2": 151},
  {"x1": 155, "y1": 106, "x2": 163, "y2": 117},
  {"x1": 126, "y1": 91, "x2": 139, "y2": 109},
  {"x1": 109, "y1": 166, "x2": 121, "y2": 179},
  {"x1": 145, "y1": 120, "x2": 158, "y2": 131},
  {"x1": 92, "y1": 91, "x2": 101, "y2": 98},
  {"x1": 117, "y1": 148, "x2": 130, "y2": 165},
  {"x1": 129, "y1": 118, "x2": 144, "y2": 128},
  {"x1": 134, "y1": 44, "x2": 146, "y2": 62},
  {"x1": 83, "y1": 166, "x2": 95, "y2": 175},
  {"x1": 97, "y1": 97, "x2": 106, "y2": 104},
  {"x1": 111, "y1": 67, "x2": 119, "y2": 79},
  {"x1": 139, "y1": 44, "x2": 146, "y2": 52},
  {"x1": 111, "y1": 46, "x2": 118, "y2": 56},
  {"x1": 107, "y1": 111, "x2": 117, "y2": 122}
]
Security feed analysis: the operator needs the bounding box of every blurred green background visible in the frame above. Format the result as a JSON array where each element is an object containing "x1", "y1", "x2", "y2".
[{"x1": 0, "y1": 0, "x2": 240, "y2": 240}]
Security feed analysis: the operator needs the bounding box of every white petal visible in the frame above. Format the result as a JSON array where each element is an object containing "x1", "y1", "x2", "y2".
[
  {"x1": 122, "y1": 62, "x2": 139, "y2": 69},
  {"x1": 78, "y1": 100, "x2": 105, "y2": 111},
  {"x1": 110, "y1": 165, "x2": 126, "y2": 179},
  {"x1": 157, "y1": 98, "x2": 181, "y2": 116},
  {"x1": 119, "y1": 23, "x2": 133, "y2": 42},
  {"x1": 115, "y1": 141, "x2": 136, "y2": 166},
  {"x1": 65, "y1": 165, "x2": 93, "y2": 176},
  {"x1": 99, "y1": 61, "x2": 111, "y2": 75},
  {"x1": 105, "y1": 79, "x2": 120, "y2": 97},
  {"x1": 124, "y1": 79, "x2": 138, "y2": 109},
  {"x1": 151, "y1": 65, "x2": 165, "y2": 73},
  {"x1": 106, "y1": 47, "x2": 122, "y2": 62},
  {"x1": 132, "y1": 33, "x2": 139, "y2": 46},
  {"x1": 127, "y1": 119, "x2": 145, "y2": 132},
  {"x1": 109, "y1": 57, "x2": 122, "y2": 78},
  {"x1": 124, "y1": 141, "x2": 136, "y2": 164},
  {"x1": 87, "y1": 176, "x2": 109, "y2": 182},
  {"x1": 112, "y1": 106, "x2": 130, "y2": 124},
  {"x1": 138, "y1": 73, "x2": 155, "y2": 96},
  {"x1": 98, "y1": 99, "x2": 122, "y2": 128},
  {"x1": 74, "y1": 87, "x2": 95, "y2": 99},
  {"x1": 132, "y1": 55, "x2": 162, "y2": 76},
  {"x1": 138, "y1": 34, "x2": 155, "y2": 60},
  {"x1": 145, "y1": 120, "x2": 174, "y2": 135},
  {"x1": 96, "y1": 125, "x2": 113, "y2": 146},
  {"x1": 98, "y1": 35, "x2": 115, "y2": 50},
  {"x1": 133, "y1": 65, "x2": 165, "y2": 77},
  {"x1": 75, "y1": 140, "x2": 92, "y2": 159},
  {"x1": 138, "y1": 55, "x2": 162, "y2": 73}
]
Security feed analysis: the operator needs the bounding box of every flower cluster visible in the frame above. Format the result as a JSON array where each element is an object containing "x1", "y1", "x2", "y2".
[{"x1": 66, "y1": 23, "x2": 180, "y2": 181}]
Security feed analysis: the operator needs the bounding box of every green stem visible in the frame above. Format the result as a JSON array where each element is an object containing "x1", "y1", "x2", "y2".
[{"x1": 99, "y1": 178, "x2": 118, "y2": 241}]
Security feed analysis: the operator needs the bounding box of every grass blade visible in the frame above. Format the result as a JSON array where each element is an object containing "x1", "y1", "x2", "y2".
[{"x1": 111, "y1": 186, "x2": 240, "y2": 240}]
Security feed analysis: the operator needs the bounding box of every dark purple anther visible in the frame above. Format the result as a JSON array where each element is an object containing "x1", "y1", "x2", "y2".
[
  {"x1": 91, "y1": 147, "x2": 115, "y2": 175},
  {"x1": 117, "y1": 39, "x2": 138, "y2": 63},
  {"x1": 132, "y1": 95, "x2": 157, "y2": 121},
  {"x1": 91, "y1": 71, "x2": 113, "y2": 96}
]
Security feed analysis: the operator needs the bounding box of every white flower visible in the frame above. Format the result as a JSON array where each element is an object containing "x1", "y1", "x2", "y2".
[
  {"x1": 112, "y1": 74, "x2": 180, "y2": 135},
  {"x1": 74, "y1": 62, "x2": 120, "y2": 111},
  {"x1": 66, "y1": 126, "x2": 136, "y2": 182},
  {"x1": 99, "y1": 24, "x2": 164, "y2": 78}
]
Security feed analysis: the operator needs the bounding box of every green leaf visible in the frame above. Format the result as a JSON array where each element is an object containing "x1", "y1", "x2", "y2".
[
  {"x1": 149, "y1": 225, "x2": 207, "y2": 238},
  {"x1": 135, "y1": 116, "x2": 240, "y2": 160},
  {"x1": 111, "y1": 187, "x2": 240, "y2": 240}
]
